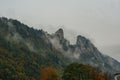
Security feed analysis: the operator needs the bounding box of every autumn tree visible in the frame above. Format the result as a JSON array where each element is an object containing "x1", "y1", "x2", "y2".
[
  {"x1": 97, "y1": 75, "x2": 105, "y2": 80},
  {"x1": 62, "y1": 63, "x2": 108, "y2": 80},
  {"x1": 40, "y1": 67, "x2": 59, "y2": 80}
]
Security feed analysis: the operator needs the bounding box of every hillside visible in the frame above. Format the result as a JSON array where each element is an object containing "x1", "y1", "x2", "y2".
[{"x1": 0, "y1": 17, "x2": 120, "y2": 80}]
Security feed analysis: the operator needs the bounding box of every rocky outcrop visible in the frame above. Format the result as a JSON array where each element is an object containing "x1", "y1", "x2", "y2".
[
  {"x1": 0, "y1": 17, "x2": 120, "y2": 75},
  {"x1": 49, "y1": 28, "x2": 120, "y2": 74},
  {"x1": 55, "y1": 28, "x2": 64, "y2": 40}
]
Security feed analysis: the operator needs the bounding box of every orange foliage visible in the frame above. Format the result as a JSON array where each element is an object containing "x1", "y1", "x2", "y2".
[
  {"x1": 40, "y1": 67, "x2": 59, "y2": 80},
  {"x1": 97, "y1": 75, "x2": 105, "y2": 80}
]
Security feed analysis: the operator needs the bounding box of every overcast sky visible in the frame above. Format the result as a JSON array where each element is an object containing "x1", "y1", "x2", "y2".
[{"x1": 0, "y1": 0, "x2": 120, "y2": 61}]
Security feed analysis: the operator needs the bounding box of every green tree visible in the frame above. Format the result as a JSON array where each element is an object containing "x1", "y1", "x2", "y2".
[{"x1": 62, "y1": 63, "x2": 108, "y2": 80}]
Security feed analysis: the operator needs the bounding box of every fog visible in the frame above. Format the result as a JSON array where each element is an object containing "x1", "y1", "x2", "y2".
[{"x1": 0, "y1": 0, "x2": 120, "y2": 61}]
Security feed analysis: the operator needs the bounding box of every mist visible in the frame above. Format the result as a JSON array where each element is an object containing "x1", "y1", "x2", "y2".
[{"x1": 0, "y1": 0, "x2": 120, "y2": 62}]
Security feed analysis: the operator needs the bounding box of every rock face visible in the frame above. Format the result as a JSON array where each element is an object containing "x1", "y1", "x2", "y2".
[
  {"x1": 48, "y1": 28, "x2": 120, "y2": 74},
  {"x1": 0, "y1": 17, "x2": 120, "y2": 76},
  {"x1": 48, "y1": 29, "x2": 120, "y2": 74},
  {"x1": 55, "y1": 28, "x2": 64, "y2": 40},
  {"x1": 76, "y1": 35, "x2": 93, "y2": 49}
]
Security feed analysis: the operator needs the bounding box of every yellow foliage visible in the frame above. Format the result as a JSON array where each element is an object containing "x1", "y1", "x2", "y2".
[{"x1": 40, "y1": 67, "x2": 59, "y2": 80}]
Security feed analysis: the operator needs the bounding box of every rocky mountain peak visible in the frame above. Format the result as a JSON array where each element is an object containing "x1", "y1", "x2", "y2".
[
  {"x1": 76, "y1": 35, "x2": 91, "y2": 49},
  {"x1": 0, "y1": 17, "x2": 8, "y2": 24},
  {"x1": 0, "y1": 17, "x2": 120, "y2": 75},
  {"x1": 0, "y1": 17, "x2": 7, "y2": 21},
  {"x1": 55, "y1": 28, "x2": 64, "y2": 40}
]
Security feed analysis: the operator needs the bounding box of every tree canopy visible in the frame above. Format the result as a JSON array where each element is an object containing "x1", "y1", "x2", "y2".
[
  {"x1": 40, "y1": 67, "x2": 59, "y2": 80},
  {"x1": 62, "y1": 63, "x2": 110, "y2": 80}
]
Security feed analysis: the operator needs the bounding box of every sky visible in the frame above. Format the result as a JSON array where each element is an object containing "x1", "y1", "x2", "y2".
[{"x1": 0, "y1": 0, "x2": 120, "y2": 62}]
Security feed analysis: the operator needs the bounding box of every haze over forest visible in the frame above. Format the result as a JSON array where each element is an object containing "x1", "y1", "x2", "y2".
[{"x1": 0, "y1": 0, "x2": 120, "y2": 62}]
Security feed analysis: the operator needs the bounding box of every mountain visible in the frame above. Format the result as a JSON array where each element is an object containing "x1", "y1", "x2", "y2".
[
  {"x1": 0, "y1": 17, "x2": 120, "y2": 79},
  {"x1": 49, "y1": 28, "x2": 120, "y2": 74}
]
